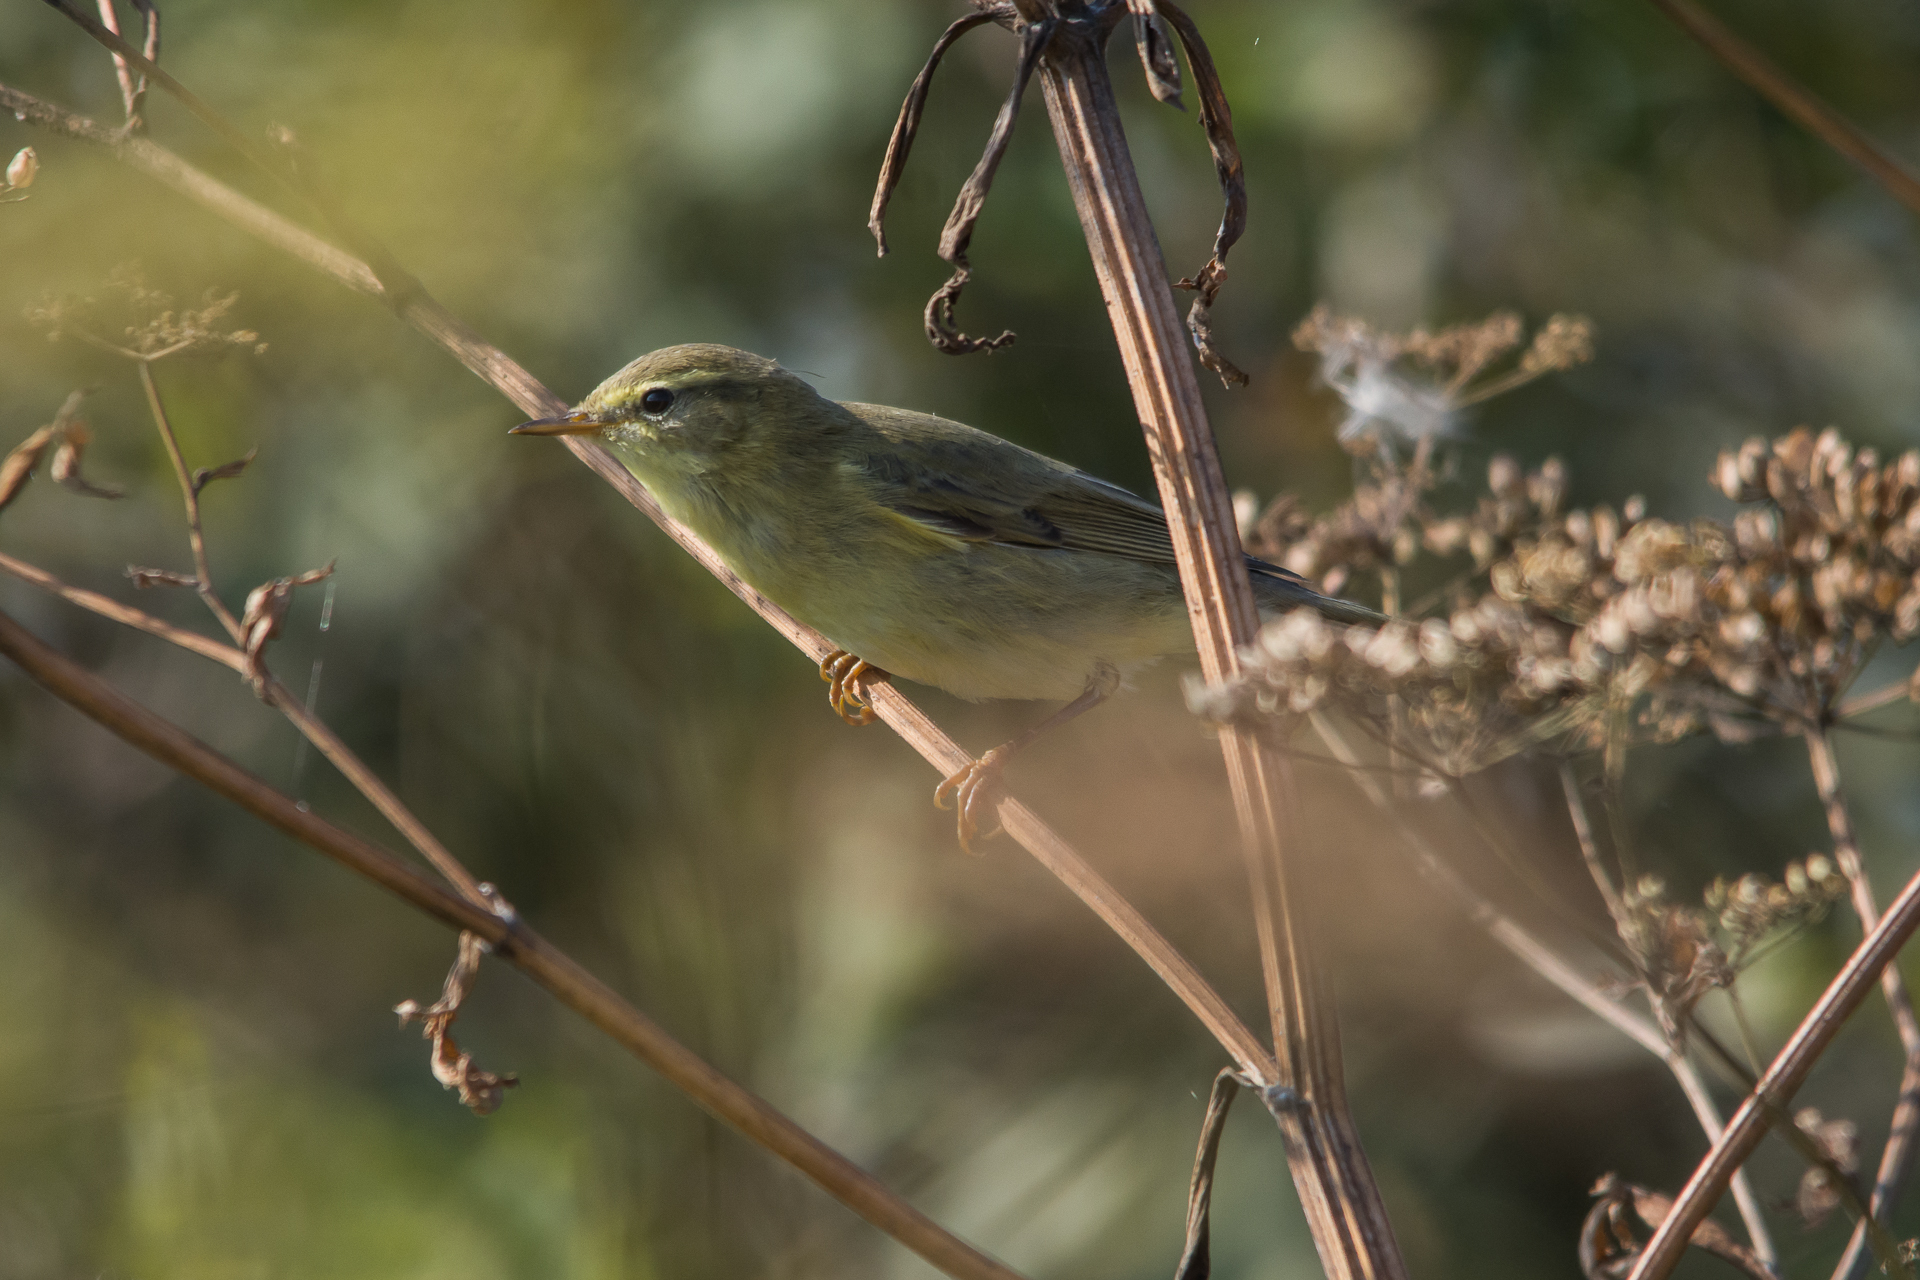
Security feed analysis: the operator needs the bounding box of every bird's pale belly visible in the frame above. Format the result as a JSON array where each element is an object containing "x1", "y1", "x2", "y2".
[{"x1": 767, "y1": 540, "x2": 1196, "y2": 703}]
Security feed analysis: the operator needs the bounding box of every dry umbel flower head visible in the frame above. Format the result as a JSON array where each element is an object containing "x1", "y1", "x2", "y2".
[
  {"x1": 29, "y1": 263, "x2": 267, "y2": 360},
  {"x1": 1614, "y1": 858, "x2": 1848, "y2": 1042},
  {"x1": 1203, "y1": 417, "x2": 1920, "y2": 776},
  {"x1": 1292, "y1": 303, "x2": 1593, "y2": 453}
]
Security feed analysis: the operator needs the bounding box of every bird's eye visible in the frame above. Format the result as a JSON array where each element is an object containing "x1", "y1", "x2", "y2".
[{"x1": 641, "y1": 388, "x2": 674, "y2": 415}]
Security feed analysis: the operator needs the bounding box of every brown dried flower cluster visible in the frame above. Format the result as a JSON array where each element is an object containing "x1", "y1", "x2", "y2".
[
  {"x1": 0, "y1": 389, "x2": 121, "y2": 513},
  {"x1": 1290, "y1": 304, "x2": 1593, "y2": 453},
  {"x1": 28, "y1": 263, "x2": 266, "y2": 360},
  {"x1": 1198, "y1": 425, "x2": 1920, "y2": 775},
  {"x1": 1792, "y1": 1106, "x2": 1860, "y2": 1228},
  {"x1": 1613, "y1": 858, "x2": 1848, "y2": 1041}
]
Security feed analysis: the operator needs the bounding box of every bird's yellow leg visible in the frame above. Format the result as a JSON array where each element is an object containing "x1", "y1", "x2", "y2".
[
  {"x1": 818, "y1": 649, "x2": 887, "y2": 726},
  {"x1": 934, "y1": 661, "x2": 1119, "y2": 854}
]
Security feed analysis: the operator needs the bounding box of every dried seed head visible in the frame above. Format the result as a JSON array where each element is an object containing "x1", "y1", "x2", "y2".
[{"x1": 1489, "y1": 454, "x2": 1524, "y2": 499}]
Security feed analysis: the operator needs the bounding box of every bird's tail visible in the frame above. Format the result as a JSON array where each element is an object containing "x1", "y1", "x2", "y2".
[{"x1": 1246, "y1": 557, "x2": 1385, "y2": 627}]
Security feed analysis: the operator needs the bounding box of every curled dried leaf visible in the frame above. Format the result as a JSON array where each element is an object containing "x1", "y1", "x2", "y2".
[
  {"x1": 922, "y1": 16, "x2": 1054, "y2": 355},
  {"x1": 126, "y1": 566, "x2": 199, "y2": 589},
  {"x1": 49, "y1": 420, "x2": 124, "y2": 499},
  {"x1": 1132, "y1": 7, "x2": 1183, "y2": 107},
  {"x1": 1579, "y1": 1174, "x2": 1775, "y2": 1280},
  {"x1": 1792, "y1": 1107, "x2": 1859, "y2": 1228},
  {"x1": 1158, "y1": 0, "x2": 1250, "y2": 387},
  {"x1": 239, "y1": 561, "x2": 336, "y2": 695},
  {"x1": 867, "y1": 13, "x2": 993, "y2": 258},
  {"x1": 192, "y1": 446, "x2": 258, "y2": 495},
  {"x1": 396, "y1": 928, "x2": 518, "y2": 1117}
]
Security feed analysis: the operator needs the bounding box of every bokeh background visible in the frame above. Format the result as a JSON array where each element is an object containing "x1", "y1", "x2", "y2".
[{"x1": 2, "y1": 1, "x2": 1918, "y2": 1276}]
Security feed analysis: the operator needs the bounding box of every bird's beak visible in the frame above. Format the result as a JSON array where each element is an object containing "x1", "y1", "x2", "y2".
[{"x1": 510, "y1": 409, "x2": 610, "y2": 436}]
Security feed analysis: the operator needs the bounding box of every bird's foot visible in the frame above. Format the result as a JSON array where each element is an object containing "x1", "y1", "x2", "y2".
[
  {"x1": 819, "y1": 650, "x2": 886, "y2": 726},
  {"x1": 933, "y1": 747, "x2": 1009, "y2": 855}
]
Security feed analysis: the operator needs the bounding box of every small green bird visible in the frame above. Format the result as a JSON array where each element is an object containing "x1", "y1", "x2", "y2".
[{"x1": 514, "y1": 344, "x2": 1377, "y2": 848}]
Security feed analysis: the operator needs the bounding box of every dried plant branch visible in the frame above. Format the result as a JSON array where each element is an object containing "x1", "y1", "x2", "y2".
[
  {"x1": 1834, "y1": 1049, "x2": 1920, "y2": 1280},
  {"x1": 1155, "y1": 0, "x2": 1249, "y2": 386},
  {"x1": 1129, "y1": 3, "x2": 1182, "y2": 108},
  {"x1": 70, "y1": 327, "x2": 499, "y2": 911},
  {"x1": 1312, "y1": 714, "x2": 1779, "y2": 1268},
  {"x1": 137, "y1": 360, "x2": 243, "y2": 639},
  {"x1": 39, "y1": 0, "x2": 426, "y2": 304},
  {"x1": 394, "y1": 929, "x2": 518, "y2": 1116},
  {"x1": 0, "y1": 71, "x2": 1276, "y2": 1082},
  {"x1": 868, "y1": 12, "x2": 994, "y2": 257},
  {"x1": 1561, "y1": 762, "x2": 1631, "y2": 930},
  {"x1": 1804, "y1": 727, "x2": 1920, "y2": 1280},
  {"x1": 1623, "y1": 858, "x2": 1920, "y2": 1280},
  {"x1": 1643, "y1": 0, "x2": 1920, "y2": 221},
  {"x1": 923, "y1": 14, "x2": 1054, "y2": 354},
  {"x1": 92, "y1": 0, "x2": 158, "y2": 132},
  {"x1": 1582, "y1": 1174, "x2": 1776, "y2": 1280},
  {"x1": 0, "y1": 547, "x2": 241, "y2": 668},
  {"x1": 1022, "y1": 8, "x2": 1404, "y2": 1274},
  {"x1": 0, "y1": 605, "x2": 1025, "y2": 1280},
  {"x1": 1836, "y1": 680, "x2": 1915, "y2": 720},
  {"x1": 0, "y1": 527, "x2": 487, "y2": 910},
  {"x1": 1172, "y1": 1066, "x2": 1270, "y2": 1280}
]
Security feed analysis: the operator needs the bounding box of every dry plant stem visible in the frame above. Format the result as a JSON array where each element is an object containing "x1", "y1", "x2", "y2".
[
  {"x1": 1624, "y1": 855, "x2": 1920, "y2": 1280},
  {"x1": 0, "y1": 539, "x2": 490, "y2": 910},
  {"x1": 135, "y1": 356, "x2": 494, "y2": 908},
  {"x1": 1312, "y1": 714, "x2": 1778, "y2": 1268},
  {"x1": 1805, "y1": 727, "x2": 1920, "y2": 1280},
  {"x1": 1027, "y1": 14, "x2": 1404, "y2": 1278},
  {"x1": 1559, "y1": 761, "x2": 1774, "y2": 1265},
  {"x1": 1643, "y1": 0, "x2": 1920, "y2": 221},
  {"x1": 1836, "y1": 681, "x2": 1914, "y2": 720},
  {"x1": 1559, "y1": 762, "x2": 1630, "y2": 929},
  {"x1": 138, "y1": 361, "x2": 243, "y2": 640},
  {"x1": 0, "y1": 547, "x2": 238, "y2": 667},
  {"x1": 0, "y1": 607, "x2": 1025, "y2": 1280},
  {"x1": 0, "y1": 81, "x2": 1278, "y2": 1082}
]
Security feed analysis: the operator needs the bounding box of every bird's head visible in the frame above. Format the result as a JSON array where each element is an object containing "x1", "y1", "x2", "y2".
[{"x1": 512, "y1": 344, "x2": 837, "y2": 483}]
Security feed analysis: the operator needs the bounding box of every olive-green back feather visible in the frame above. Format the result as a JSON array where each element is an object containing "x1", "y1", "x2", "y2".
[{"x1": 842, "y1": 402, "x2": 1382, "y2": 625}]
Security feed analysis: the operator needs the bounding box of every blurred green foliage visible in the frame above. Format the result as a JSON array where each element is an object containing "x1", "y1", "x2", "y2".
[{"x1": 1, "y1": 0, "x2": 1917, "y2": 1276}]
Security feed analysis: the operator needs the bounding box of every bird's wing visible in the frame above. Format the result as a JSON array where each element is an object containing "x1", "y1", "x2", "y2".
[{"x1": 844, "y1": 402, "x2": 1316, "y2": 588}]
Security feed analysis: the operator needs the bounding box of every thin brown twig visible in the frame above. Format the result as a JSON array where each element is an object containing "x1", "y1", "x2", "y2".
[
  {"x1": 92, "y1": 0, "x2": 157, "y2": 132},
  {"x1": 1560, "y1": 761, "x2": 1630, "y2": 929},
  {"x1": 37, "y1": 0, "x2": 426, "y2": 304},
  {"x1": 0, "y1": 546, "x2": 242, "y2": 669},
  {"x1": 0, "y1": 536, "x2": 492, "y2": 908},
  {"x1": 1804, "y1": 726, "x2": 1920, "y2": 1280},
  {"x1": 0, "y1": 604, "x2": 1025, "y2": 1280},
  {"x1": 1312, "y1": 714, "x2": 1779, "y2": 1270},
  {"x1": 1622, "y1": 853, "x2": 1920, "y2": 1280},
  {"x1": 0, "y1": 75, "x2": 1277, "y2": 1085},
  {"x1": 1643, "y1": 0, "x2": 1920, "y2": 220},
  {"x1": 137, "y1": 360, "x2": 242, "y2": 640},
  {"x1": 1835, "y1": 680, "x2": 1914, "y2": 721},
  {"x1": 124, "y1": 350, "x2": 497, "y2": 909}
]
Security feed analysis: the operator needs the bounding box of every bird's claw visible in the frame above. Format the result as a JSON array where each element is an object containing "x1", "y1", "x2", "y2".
[
  {"x1": 819, "y1": 650, "x2": 886, "y2": 726},
  {"x1": 933, "y1": 749, "x2": 1007, "y2": 855}
]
